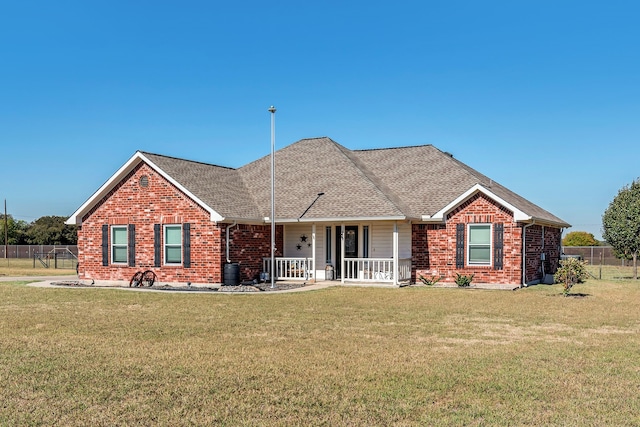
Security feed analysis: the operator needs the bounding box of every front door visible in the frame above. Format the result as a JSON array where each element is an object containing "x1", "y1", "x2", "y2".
[{"x1": 335, "y1": 226, "x2": 358, "y2": 278}]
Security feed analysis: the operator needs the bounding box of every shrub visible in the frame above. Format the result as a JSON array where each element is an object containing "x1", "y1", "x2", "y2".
[
  {"x1": 454, "y1": 273, "x2": 474, "y2": 287},
  {"x1": 554, "y1": 257, "x2": 589, "y2": 296},
  {"x1": 418, "y1": 274, "x2": 442, "y2": 286}
]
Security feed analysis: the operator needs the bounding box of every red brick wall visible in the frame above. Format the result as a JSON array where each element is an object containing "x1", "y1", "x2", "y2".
[
  {"x1": 222, "y1": 223, "x2": 283, "y2": 282},
  {"x1": 523, "y1": 224, "x2": 562, "y2": 284},
  {"x1": 77, "y1": 162, "x2": 281, "y2": 284},
  {"x1": 77, "y1": 160, "x2": 562, "y2": 287},
  {"x1": 78, "y1": 163, "x2": 220, "y2": 283},
  {"x1": 413, "y1": 193, "x2": 523, "y2": 285},
  {"x1": 413, "y1": 193, "x2": 564, "y2": 285}
]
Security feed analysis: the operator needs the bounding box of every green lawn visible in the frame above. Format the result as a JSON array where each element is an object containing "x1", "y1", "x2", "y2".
[
  {"x1": 0, "y1": 258, "x2": 77, "y2": 276},
  {"x1": 1, "y1": 279, "x2": 639, "y2": 426}
]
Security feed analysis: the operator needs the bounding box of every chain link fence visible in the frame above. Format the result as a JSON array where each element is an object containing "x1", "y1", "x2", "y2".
[
  {"x1": 0, "y1": 245, "x2": 78, "y2": 259},
  {"x1": 0, "y1": 245, "x2": 79, "y2": 270},
  {"x1": 562, "y1": 246, "x2": 636, "y2": 280},
  {"x1": 561, "y1": 246, "x2": 624, "y2": 266}
]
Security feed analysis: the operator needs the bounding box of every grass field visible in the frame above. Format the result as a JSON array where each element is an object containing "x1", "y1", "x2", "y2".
[
  {"x1": 1, "y1": 278, "x2": 639, "y2": 425},
  {"x1": 0, "y1": 258, "x2": 76, "y2": 277}
]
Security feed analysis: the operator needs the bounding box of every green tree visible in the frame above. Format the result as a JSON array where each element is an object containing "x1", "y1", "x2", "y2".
[
  {"x1": 554, "y1": 257, "x2": 589, "y2": 296},
  {"x1": 0, "y1": 214, "x2": 29, "y2": 244},
  {"x1": 25, "y1": 216, "x2": 78, "y2": 245},
  {"x1": 602, "y1": 179, "x2": 640, "y2": 279},
  {"x1": 562, "y1": 231, "x2": 599, "y2": 246}
]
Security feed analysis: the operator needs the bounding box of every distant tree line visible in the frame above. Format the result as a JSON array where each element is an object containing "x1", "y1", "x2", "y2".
[
  {"x1": 562, "y1": 231, "x2": 600, "y2": 247},
  {"x1": 0, "y1": 215, "x2": 77, "y2": 245}
]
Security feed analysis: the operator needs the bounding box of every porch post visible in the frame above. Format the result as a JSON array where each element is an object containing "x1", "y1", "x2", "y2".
[
  {"x1": 340, "y1": 224, "x2": 345, "y2": 284},
  {"x1": 311, "y1": 223, "x2": 316, "y2": 283},
  {"x1": 393, "y1": 221, "x2": 399, "y2": 286}
]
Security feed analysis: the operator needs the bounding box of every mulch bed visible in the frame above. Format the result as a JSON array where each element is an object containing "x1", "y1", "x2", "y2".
[{"x1": 49, "y1": 281, "x2": 307, "y2": 292}]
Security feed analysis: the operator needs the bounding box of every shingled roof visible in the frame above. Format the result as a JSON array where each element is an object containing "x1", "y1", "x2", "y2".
[{"x1": 66, "y1": 137, "x2": 569, "y2": 227}]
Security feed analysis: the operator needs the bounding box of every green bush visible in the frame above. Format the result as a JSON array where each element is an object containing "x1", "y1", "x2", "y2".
[
  {"x1": 554, "y1": 257, "x2": 589, "y2": 296},
  {"x1": 454, "y1": 273, "x2": 474, "y2": 287},
  {"x1": 418, "y1": 274, "x2": 442, "y2": 286}
]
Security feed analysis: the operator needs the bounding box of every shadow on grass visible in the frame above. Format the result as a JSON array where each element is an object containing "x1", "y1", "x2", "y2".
[{"x1": 564, "y1": 293, "x2": 590, "y2": 298}]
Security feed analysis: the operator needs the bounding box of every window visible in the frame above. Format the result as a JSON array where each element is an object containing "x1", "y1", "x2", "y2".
[
  {"x1": 111, "y1": 226, "x2": 128, "y2": 264},
  {"x1": 468, "y1": 224, "x2": 491, "y2": 265},
  {"x1": 164, "y1": 225, "x2": 182, "y2": 264}
]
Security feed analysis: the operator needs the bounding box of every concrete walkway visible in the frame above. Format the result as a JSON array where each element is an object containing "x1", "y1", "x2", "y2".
[{"x1": 2, "y1": 275, "x2": 521, "y2": 293}]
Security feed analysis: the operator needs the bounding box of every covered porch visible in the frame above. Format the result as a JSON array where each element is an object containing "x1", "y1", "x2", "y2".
[{"x1": 262, "y1": 221, "x2": 413, "y2": 286}]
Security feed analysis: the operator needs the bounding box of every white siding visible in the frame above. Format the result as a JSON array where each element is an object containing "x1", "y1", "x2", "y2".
[
  {"x1": 371, "y1": 223, "x2": 394, "y2": 258},
  {"x1": 284, "y1": 224, "x2": 314, "y2": 258},
  {"x1": 283, "y1": 221, "x2": 411, "y2": 280},
  {"x1": 398, "y1": 222, "x2": 412, "y2": 259}
]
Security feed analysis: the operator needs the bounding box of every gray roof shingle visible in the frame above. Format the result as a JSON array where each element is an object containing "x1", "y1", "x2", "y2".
[{"x1": 138, "y1": 137, "x2": 569, "y2": 227}]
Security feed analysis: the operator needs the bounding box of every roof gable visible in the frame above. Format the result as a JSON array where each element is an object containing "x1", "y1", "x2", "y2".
[{"x1": 67, "y1": 138, "x2": 570, "y2": 228}]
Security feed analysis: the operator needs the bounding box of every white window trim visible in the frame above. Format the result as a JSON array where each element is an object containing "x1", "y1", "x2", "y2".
[
  {"x1": 111, "y1": 225, "x2": 128, "y2": 265},
  {"x1": 163, "y1": 224, "x2": 183, "y2": 266},
  {"x1": 467, "y1": 223, "x2": 492, "y2": 266}
]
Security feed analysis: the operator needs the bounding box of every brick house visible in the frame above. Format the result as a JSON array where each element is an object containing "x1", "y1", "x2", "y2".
[{"x1": 66, "y1": 137, "x2": 569, "y2": 287}]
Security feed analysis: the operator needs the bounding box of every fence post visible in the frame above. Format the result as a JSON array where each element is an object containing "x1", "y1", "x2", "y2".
[{"x1": 599, "y1": 252, "x2": 602, "y2": 280}]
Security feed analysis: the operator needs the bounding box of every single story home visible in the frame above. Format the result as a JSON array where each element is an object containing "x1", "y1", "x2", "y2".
[{"x1": 66, "y1": 136, "x2": 570, "y2": 287}]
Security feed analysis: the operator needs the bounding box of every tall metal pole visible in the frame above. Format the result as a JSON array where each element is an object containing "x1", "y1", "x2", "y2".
[{"x1": 269, "y1": 106, "x2": 276, "y2": 288}]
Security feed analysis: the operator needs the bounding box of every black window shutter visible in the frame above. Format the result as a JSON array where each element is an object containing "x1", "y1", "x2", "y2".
[
  {"x1": 494, "y1": 223, "x2": 504, "y2": 270},
  {"x1": 154, "y1": 224, "x2": 161, "y2": 267},
  {"x1": 128, "y1": 224, "x2": 136, "y2": 267},
  {"x1": 102, "y1": 224, "x2": 109, "y2": 266},
  {"x1": 183, "y1": 223, "x2": 191, "y2": 268},
  {"x1": 455, "y1": 223, "x2": 465, "y2": 268}
]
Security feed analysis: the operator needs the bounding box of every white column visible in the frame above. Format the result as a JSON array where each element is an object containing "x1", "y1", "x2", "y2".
[
  {"x1": 393, "y1": 221, "x2": 399, "y2": 285},
  {"x1": 340, "y1": 224, "x2": 345, "y2": 284},
  {"x1": 311, "y1": 223, "x2": 316, "y2": 282}
]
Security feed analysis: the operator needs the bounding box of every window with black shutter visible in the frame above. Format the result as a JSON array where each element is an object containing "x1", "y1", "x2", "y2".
[
  {"x1": 183, "y1": 223, "x2": 191, "y2": 268},
  {"x1": 102, "y1": 224, "x2": 109, "y2": 266},
  {"x1": 128, "y1": 224, "x2": 136, "y2": 267},
  {"x1": 494, "y1": 223, "x2": 504, "y2": 270},
  {"x1": 154, "y1": 224, "x2": 161, "y2": 267},
  {"x1": 456, "y1": 223, "x2": 465, "y2": 268}
]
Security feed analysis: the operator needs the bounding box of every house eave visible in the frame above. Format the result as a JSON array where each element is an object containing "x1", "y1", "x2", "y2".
[
  {"x1": 266, "y1": 215, "x2": 410, "y2": 223},
  {"x1": 65, "y1": 151, "x2": 224, "y2": 225},
  {"x1": 420, "y1": 184, "x2": 570, "y2": 229},
  {"x1": 517, "y1": 217, "x2": 571, "y2": 229}
]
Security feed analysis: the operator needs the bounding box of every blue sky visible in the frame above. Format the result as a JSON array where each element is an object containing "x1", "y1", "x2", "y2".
[{"x1": 2, "y1": 1, "x2": 639, "y2": 240}]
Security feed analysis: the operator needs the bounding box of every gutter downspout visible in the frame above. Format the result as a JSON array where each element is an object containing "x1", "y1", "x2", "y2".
[
  {"x1": 226, "y1": 222, "x2": 238, "y2": 263},
  {"x1": 521, "y1": 220, "x2": 535, "y2": 287}
]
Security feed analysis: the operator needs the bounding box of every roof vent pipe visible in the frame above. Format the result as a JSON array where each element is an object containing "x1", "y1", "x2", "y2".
[{"x1": 226, "y1": 222, "x2": 238, "y2": 263}]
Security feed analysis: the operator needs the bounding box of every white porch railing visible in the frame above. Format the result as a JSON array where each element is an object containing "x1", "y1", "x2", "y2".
[
  {"x1": 263, "y1": 257, "x2": 314, "y2": 281},
  {"x1": 343, "y1": 258, "x2": 412, "y2": 283},
  {"x1": 262, "y1": 257, "x2": 412, "y2": 284}
]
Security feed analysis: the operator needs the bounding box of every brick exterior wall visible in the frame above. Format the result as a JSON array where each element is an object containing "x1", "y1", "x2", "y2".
[
  {"x1": 223, "y1": 223, "x2": 283, "y2": 282},
  {"x1": 77, "y1": 161, "x2": 562, "y2": 286},
  {"x1": 523, "y1": 224, "x2": 562, "y2": 284},
  {"x1": 412, "y1": 193, "x2": 563, "y2": 285},
  {"x1": 77, "y1": 162, "x2": 281, "y2": 284}
]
